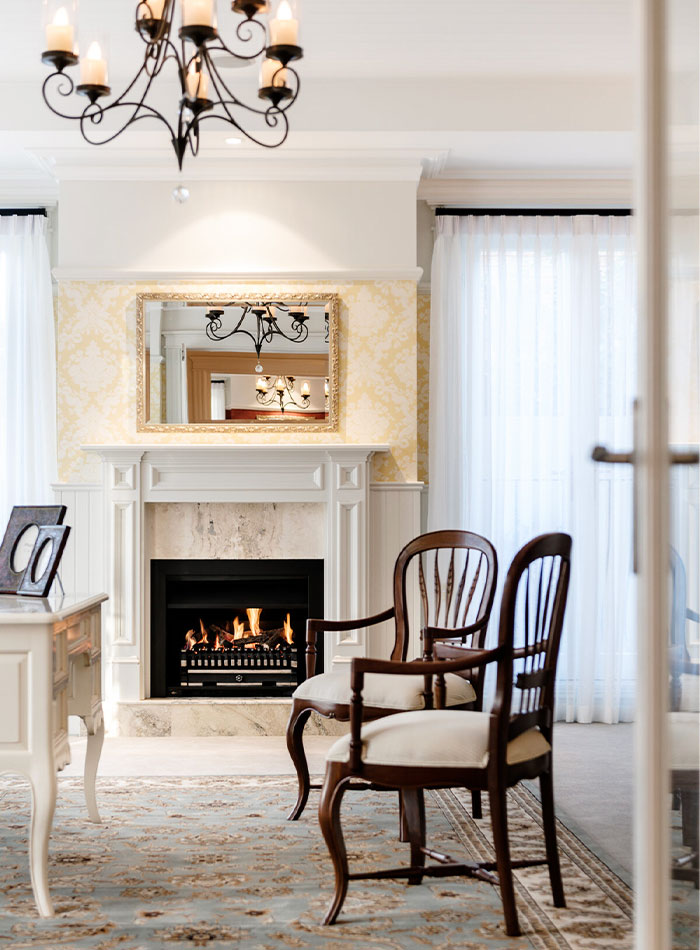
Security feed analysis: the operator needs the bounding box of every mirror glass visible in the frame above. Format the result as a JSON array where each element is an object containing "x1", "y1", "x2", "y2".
[{"x1": 138, "y1": 295, "x2": 337, "y2": 429}]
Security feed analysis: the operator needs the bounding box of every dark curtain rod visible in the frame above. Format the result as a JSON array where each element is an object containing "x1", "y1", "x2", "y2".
[
  {"x1": 0, "y1": 208, "x2": 47, "y2": 217},
  {"x1": 435, "y1": 207, "x2": 632, "y2": 217}
]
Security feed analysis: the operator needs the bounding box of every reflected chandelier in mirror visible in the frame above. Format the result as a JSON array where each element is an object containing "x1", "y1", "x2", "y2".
[{"x1": 136, "y1": 292, "x2": 339, "y2": 431}]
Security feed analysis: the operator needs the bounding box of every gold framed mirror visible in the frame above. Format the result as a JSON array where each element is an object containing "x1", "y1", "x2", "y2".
[{"x1": 136, "y1": 292, "x2": 339, "y2": 432}]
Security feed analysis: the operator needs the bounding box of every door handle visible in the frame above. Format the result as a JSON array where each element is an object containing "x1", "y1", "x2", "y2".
[
  {"x1": 591, "y1": 447, "x2": 699, "y2": 465},
  {"x1": 591, "y1": 446, "x2": 634, "y2": 464},
  {"x1": 670, "y1": 450, "x2": 700, "y2": 466},
  {"x1": 591, "y1": 442, "x2": 698, "y2": 573}
]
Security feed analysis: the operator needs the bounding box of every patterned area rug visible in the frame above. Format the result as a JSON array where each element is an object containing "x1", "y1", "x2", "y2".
[{"x1": 0, "y1": 776, "x2": 640, "y2": 949}]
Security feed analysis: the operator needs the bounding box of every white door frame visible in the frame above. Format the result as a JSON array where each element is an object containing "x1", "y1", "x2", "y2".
[{"x1": 635, "y1": 0, "x2": 671, "y2": 946}]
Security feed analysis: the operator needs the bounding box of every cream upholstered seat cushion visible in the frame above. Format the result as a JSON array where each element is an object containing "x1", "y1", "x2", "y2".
[
  {"x1": 670, "y1": 711, "x2": 699, "y2": 771},
  {"x1": 326, "y1": 709, "x2": 551, "y2": 770},
  {"x1": 293, "y1": 670, "x2": 476, "y2": 710}
]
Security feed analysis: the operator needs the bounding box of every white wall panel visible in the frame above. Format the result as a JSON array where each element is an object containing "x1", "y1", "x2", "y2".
[{"x1": 368, "y1": 483, "x2": 422, "y2": 660}]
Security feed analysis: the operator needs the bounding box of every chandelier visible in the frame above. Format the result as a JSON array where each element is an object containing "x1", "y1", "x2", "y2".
[
  {"x1": 40, "y1": 0, "x2": 303, "y2": 170},
  {"x1": 255, "y1": 375, "x2": 309, "y2": 413},
  {"x1": 204, "y1": 301, "x2": 309, "y2": 371},
  {"x1": 255, "y1": 375, "x2": 328, "y2": 414}
]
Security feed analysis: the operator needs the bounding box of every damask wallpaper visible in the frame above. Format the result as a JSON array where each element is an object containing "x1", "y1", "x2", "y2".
[
  {"x1": 56, "y1": 280, "x2": 419, "y2": 485},
  {"x1": 417, "y1": 291, "x2": 430, "y2": 485}
]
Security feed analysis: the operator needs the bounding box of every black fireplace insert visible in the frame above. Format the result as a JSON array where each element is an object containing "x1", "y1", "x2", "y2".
[{"x1": 150, "y1": 559, "x2": 324, "y2": 698}]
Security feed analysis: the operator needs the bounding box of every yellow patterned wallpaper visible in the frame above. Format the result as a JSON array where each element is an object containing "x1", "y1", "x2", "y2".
[
  {"x1": 57, "y1": 280, "x2": 418, "y2": 484},
  {"x1": 417, "y1": 291, "x2": 430, "y2": 484}
]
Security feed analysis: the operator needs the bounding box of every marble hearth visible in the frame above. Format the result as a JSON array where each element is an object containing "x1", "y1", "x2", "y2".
[{"x1": 79, "y1": 444, "x2": 395, "y2": 735}]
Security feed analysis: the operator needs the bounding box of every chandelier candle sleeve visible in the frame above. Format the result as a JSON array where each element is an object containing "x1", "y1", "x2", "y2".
[
  {"x1": 269, "y1": 0, "x2": 299, "y2": 45},
  {"x1": 46, "y1": 6, "x2": 74, "y2": 53},
  {"x1": 80, "y1": 41, "x2": 107, "y2": 85},
  {"x1": 146, "y1": 0, "x2": 167, "y2": 17},
  {"x1": 182, "y1": 0, "x2": 215, "y2": 27},
  {"x1": 186, "y1": 61, "x2": 209, "y2": 99},
  {"x1": 275, "y1": 376, "x2": 286, "y2": 393},
  {"x1": 260, "y1": 58, "x2": 288, "y2": 88},
  {"x1": 300, "y1": 381, "x2": 310, "y2": 397}
]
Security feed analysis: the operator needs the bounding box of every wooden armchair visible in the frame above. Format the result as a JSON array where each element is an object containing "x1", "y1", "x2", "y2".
[
  {"x1": 286, "y1": 530, "x2": 498, "y2": 821},
  {"x1": 317, "y1": 532, "x2": 572, "y2": 937}
]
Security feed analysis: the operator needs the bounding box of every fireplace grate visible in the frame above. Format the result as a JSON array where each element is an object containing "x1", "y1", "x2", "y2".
[{"x1": 179, "y1": 644, "x2": 297, "y2": 689}]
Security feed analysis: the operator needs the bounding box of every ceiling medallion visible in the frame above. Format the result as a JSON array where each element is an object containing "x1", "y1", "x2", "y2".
[{"x1": 40, "y1": 0, "x2": 303, "y2": 170}]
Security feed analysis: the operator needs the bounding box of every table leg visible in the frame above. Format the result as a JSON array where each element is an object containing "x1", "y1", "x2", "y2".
[
  {"x1": 28, "y1": 765, "x2": 57, "y2": 918},
  {"x1": 82, "y1": 711, "x2": 104, "y2": 824}
]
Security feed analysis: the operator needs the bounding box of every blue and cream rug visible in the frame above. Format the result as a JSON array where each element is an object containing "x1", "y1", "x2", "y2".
[{"x1": 0, "y1": 775, "x2": 658, "y2": 949}]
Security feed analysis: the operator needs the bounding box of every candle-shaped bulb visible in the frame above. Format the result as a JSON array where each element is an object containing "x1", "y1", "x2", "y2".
[
  {"x1": 46, "y1": 6, "x2": 75, "y2": 53},
  {"x1": 256, "y1": 376, "x2": 268, "y2": 393},
  {"x1": 275, "y1": 376, "x2": 285, "y2": 392},
  {"x1": 324, "y1": 379, "x2": 329, "y2": 397},
  {"x1": 301, "y1": 381, "x2": 310, "y2": 397},
  {"x1": 278, "y1": 1, "x2": 292, "y2": 19},
  {"x1": 81, "y1": 41, "x2": 108, "y2": 86}
]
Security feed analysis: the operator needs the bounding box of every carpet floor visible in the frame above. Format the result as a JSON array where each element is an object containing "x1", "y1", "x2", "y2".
[{"x1": 0, "y1": 774, "x2": 675, "y2": 949}]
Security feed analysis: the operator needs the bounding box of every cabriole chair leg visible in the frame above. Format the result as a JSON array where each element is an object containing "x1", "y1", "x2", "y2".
[
  {"x1": 319, "y1": 764, "x2": 351, "y2": 925},
  {"x1": 286, "y1": 705, "x2": 313, "y2": 820}
]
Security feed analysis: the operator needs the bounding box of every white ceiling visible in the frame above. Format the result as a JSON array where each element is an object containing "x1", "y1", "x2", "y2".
[
  {"x1": 2, "y1": 0, "x2": 675, "y2": 197},
  {"x1": 8, "y1": 0, "x2": 640, "y2": 82}
]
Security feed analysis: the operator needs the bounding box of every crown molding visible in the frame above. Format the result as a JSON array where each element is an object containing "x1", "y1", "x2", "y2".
[
  {"x1": 52, "y1": 267, "x2": 424, "y2": 284},
  {"x1": 418, "y1": 175, "x2": 633, "y2": 208},
  {"x1": 31, "y1": 147, "x2": 432, "y2": 184}
]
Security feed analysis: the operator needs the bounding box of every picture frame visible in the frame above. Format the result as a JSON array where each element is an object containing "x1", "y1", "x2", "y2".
[{"x1": 0, "y1": 505, "x2": 67, "y2": 594}]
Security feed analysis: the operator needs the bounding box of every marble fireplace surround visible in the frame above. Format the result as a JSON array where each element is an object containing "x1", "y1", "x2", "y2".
[{"x1": 82, "y1": 444, "x2": 389, "y2": 729}]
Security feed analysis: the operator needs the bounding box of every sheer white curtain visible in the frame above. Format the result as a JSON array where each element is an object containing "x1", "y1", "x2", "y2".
[
  {"x1": 0, "y1": 214, "x2": 57, "y2": 528},
  {"x1": 428, "y1": 214, "x2": 636, "y2": 723}
]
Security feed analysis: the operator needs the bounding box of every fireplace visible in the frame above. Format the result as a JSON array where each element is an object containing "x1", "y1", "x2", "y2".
[{"x1": 150, "y1": 559, "x2": 324, "y2": 698}]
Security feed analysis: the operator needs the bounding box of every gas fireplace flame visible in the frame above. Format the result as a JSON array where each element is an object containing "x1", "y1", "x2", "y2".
[
  {"x1": 199, "y1": 618, "x2": 209, "y2": 646},
  {"x1": 182, "y1": 609, "x2": 294, "y2": 651},
  {"x1": 247, "y1": 607, "x2": 263, "y2": 636}
]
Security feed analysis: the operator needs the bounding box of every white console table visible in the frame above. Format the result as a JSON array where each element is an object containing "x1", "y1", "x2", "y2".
[{"x1": 0, "y1": 592, "x2": 107, "y2": 917}]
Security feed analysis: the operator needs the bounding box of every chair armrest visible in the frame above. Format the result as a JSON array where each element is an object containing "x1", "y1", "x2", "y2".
[
  {"x1": 346, "y1": 646, "x2": 506, "y2": 771},
  {"x1": 303, "y1": 607, "x2": 395, "y2": 678},
  {"x1": 422, "y1": 621, "x2": 485, "y2": 652},
  {"x1": 352, "y1": 646, "x2": 505, "y2": 681},
  {"x1": 687, "y1": 608, "x2": 700, "y2": 624}
]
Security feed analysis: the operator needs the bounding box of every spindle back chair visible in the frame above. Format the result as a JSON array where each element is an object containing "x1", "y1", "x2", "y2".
[
  {"x1": 317, "y1": 533, "x2": 572, "y2": 937},
  {"x1": 286, "y1": 530, "x2": 498, "y2": 821}
]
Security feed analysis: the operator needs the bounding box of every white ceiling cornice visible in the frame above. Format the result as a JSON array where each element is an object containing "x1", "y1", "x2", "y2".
[
  {"x1": 52, "y1": 267, "x2": 425, "y2": 283},
  {"x1": 32, "y1": 146, "x2": 443, "y2": 184}
]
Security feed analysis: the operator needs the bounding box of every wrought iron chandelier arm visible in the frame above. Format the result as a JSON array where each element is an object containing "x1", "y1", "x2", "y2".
[
  {"x1": 191, "y1": 106, "x2": 292, "y2": 149},
  {"x1": 268, "y1": 316, "x2": 309, "y2": 343},
  {"x1": 41, "y1": 70, "x2": 82, "y2": 121},
  {"x1": 79, "y1": 99, "x2": 178, "y2": 149},
  {"x1": 204, "y1": 16, "x2": 268, "y2": 62}
]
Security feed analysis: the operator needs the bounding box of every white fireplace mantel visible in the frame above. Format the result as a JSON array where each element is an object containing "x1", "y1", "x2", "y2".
[{"x1": 82, "y1": 443, "x2": 390, "y2": 707}]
